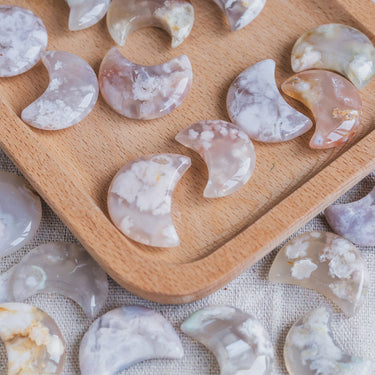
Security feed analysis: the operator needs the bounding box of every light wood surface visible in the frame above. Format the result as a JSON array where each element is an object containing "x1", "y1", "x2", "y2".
[{"x1": 1, "y1": 0, "x2": 375, "y2": 303}]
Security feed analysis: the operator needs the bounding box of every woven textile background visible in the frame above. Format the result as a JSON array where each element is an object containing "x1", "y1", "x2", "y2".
[{"x1": 0, "y1": 147, "x2": 374, "y2": 374}]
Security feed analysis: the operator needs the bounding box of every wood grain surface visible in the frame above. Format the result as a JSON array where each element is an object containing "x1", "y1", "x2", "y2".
[{"x1": 1, "y1": 0, "x2": 375, "y2": 303}]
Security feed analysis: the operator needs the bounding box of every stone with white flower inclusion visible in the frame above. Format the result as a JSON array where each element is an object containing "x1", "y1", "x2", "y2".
[
  {"x1": 0, "y1": 6, "x2": 48, "y2": 77},
  {"x1": 292, "y1": 24, "x2": 375, "y2": 89},
  {"x1": 269, "y1": 232, "x2": 369, "y2": 316},
  {"x1": 285, "y1": 307, "x2": 372, "y2": 375},
  {"x1": 108, "y1": 154, "x2": 191, "y2": 247},
  {"x1": 176, "y1": 120, "x2": 256, "y2": 197}
]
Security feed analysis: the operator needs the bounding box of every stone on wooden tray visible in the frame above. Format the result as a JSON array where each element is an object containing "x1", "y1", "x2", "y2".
[
  {"x1": 108, "y1": 154, "x2": 191, "y2": 247},
  {"x1": 107, "y1": 0, "x2": 194, "y2": 48},
  {"x1": 325, "y1": 186, "x2": 375, "y2": 246},
  {"x1": 282, "y1": 70, "x2": 362, "y2": 149},
  {"x1": 67, "y1": 0, "x2": 110, "y2": 30},
  {"x1": 181, "y1": 305, "x2": 274, "y2": 375},
  {"x1": 0, "y1": 302, "x2": 65, "y2": 375},
  {"x1": 0, "y1": 242, "x2": 108, "y2": 318},
  {"x1": 269, "y1": 231, "x2": 369, "y2": 316},
  {"x1": 0, "y1": 6, "x2": 48, "y2": 77},
  {"x1": 79, "y1": 306, "x2": 184, "y2": 375},
  {"x1": 212, "y1": 0, "x2": 267, "y2": 31},
  {"x1": 292, "y1": 24, "x2": 375, "y2": 89},
  {"x1": 176, "y1": 120, "x2": 256, "y2": 198},
  {"x1": 284, "y1": 307, "x2": 372, "y2": 375},
  {"x1": 21, "y1": 51, "x2": 99, "y2": 130},
  {"x1": 99, "y1": 47, "x2": 193, "y2": 120},
  {"x1": 0, "y1": 172, "x2": 42, "y2": 258},
  {"x1": 227, "y1": 59, "x2": 312, "y2": 143}
]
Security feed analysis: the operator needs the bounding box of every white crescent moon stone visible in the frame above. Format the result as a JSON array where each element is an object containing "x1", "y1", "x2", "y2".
[
  {"x1": 99, "y1": 47, "x2": 193, "y2": 120},
  {"x1": 227, "y1": 59, "x2": 312, "y2": 143},
  {"x1": 0, "y1": 172, "x2": 42, "y2": 258},
  {"x1": 21, "y1": 51, "x2": 99, "y2": 130},
  {"x1": 0, "y1": 303, "x2": 66, "y2": 375},
  {"x1": 79, "y1": 306, "x2": 184, "y2": 375},
  {"x1": 108, "y1": 154, "x2": 191, "y2": 247},
  {"x1": 0, "y1": 6, "x2": 48, "y2": 77},
  {"x1": 67, "y1": 0, "x2": 111, "y2": 31},
  {"x1": 0, "y1": 242, "x2": 109, "y2": 318}
]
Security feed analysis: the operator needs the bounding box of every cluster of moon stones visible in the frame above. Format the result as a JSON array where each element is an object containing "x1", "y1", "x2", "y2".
[{"x1": 1, "y1": 0, "x2": 375, "y2": 374}]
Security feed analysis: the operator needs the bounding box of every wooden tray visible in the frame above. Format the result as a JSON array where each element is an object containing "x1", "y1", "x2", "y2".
[{"x1": 1, "y1": 0, "x2": 375, "y2": 304}]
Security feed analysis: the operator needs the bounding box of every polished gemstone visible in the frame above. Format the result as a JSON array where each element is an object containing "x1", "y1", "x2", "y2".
[{"x1": 67, "y1": 0, "x2": 110, "y2": 30}]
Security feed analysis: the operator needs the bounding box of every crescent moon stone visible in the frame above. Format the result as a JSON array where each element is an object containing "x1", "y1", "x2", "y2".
[
  {"x1": 269, "y1": 232, "x2": 369, "y2": 316},
  {"x1": 108, "y1": 154, "x2": 191, "y2": 247},
  {"x1": 176, "y1": 120, "x2": 256, "y2": 197},
  {"x1": 0, "y1": 303, "x2": 66, "y2": 375},
  {"x1": 21, "y1": 51, "x2": 99, "y2": 130},
  {"x1": 285, "y1": 307, "x2": 372, "y2": 375},
  {"x1": 67, "y1": 0, "x2": 110, "y2": 31},
  {"x1": 0, "y1": 242, "x2": 108, "y2": 318},
  {"x1": 0, "y1": 6, "x2": 48, "y2": 77},
  {"x1": 227, "y1": 59, "x2": 312, "y2": 143},
  {"x1": 0, "y1": 172, "x2": 42, "y2": 258},
  {"x1": 325, "y1": 186, "x2": 375, "y2": 246},
  {"x1": 107, "y1": 0, "x2": 194, "y2": 48},
  {"x1": 282, "y1": 70, "x2": 362, "y2": 149},
  {"x1": 212, "y1": 0, "x2": 267, "y2": 31},
  {"x1": 99, "y1": 47, "x2": 193, "y2": 120},
  {"x1": 79, "y1": 306, "x2": 184, "y2": 375},
  {"x1": 181, "y1": 306, "x2": 274, "y2": 375},
  {"x1": 292, "y1": 24, "x2": 375, "y2": 89}
]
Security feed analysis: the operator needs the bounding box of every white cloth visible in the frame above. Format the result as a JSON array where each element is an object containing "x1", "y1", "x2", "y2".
[{"x1": 0, "y1": 148, "x2": 374, "y2": 374}]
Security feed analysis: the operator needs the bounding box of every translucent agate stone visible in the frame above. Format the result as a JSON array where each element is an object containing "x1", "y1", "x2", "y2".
[
  {"x1": 80, "y1": 306, "x2": 184, "y2": 375},
  {"x1": 292, "y1": 24, "x2": 375, "y2": 89},
  {"x1": 108, "y1": 154, "x2": 191, "y2": 247},
  {"x1": 22, "y1": 51, "x2": 99, "y2": 130},
  {"x1": 0, "y1": 6, "x2": 47, "y2": 77},
  {"x1": 107, "y1": 0, "x2": 194, "y2": 48},
  {"x1": 0, "y1": 303, "x2": 65, "y2": 375},
  {"x1": 325, "y1": 187, "x2": 375, "y2": 246},
  {"x1": 282, "y1": 70, "x2": 362, "y2": 149},
  {"x1": 99, "y1": 47, "x2": 192, "y2": 120},
  {"x1": 67, "y1": 0, "x2": 110, "y2": 31},
  {"x1": 176, "y1": 120, "x2": 256, "y2": 198},
  {"x1": 0, "y1": 242, "x2": 108, "y2": 318},
  {"x1": 212, "y1": 0, "x2": 267, "y2": 31},
  {"x1": 227, "y1": 59, "x2": 312, "y2": 143},
  {"x1": 0, "y1": 172, "x2": 42, "y2": 258},
  {"x1": 285, "y1": 307, "x2": 373, "y2": 375},
  {"x1": 181, "y1": 306, "x2": 274, "y2": 375},
  {"x1": 269, "y1": 232, "x2": 369, "y2": 316}
]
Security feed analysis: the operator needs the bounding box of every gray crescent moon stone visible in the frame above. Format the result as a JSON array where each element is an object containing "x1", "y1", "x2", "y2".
[
  {"x1": 79, "y1": 306, "x2": 184, "y2": 375},
  {"x1": 0, "y1": 6, "x2": 48, "y2": 77}
]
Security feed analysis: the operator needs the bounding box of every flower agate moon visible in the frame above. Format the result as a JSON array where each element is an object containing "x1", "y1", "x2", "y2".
[
  {"x1": 0, "y1": 6, "x2": 47, "y2": 77},
  {"x1": 0, "y1": 303, "x2": 65, "y2": 375},
  {"x1": 269, "y1": 232, "x2": 369, "y2": 316},
  {"x1": 325, "y1": 186, "x2": 375, "y2": 246},
  {"x1": 107, "y1": 0, "x2": 194, "y2": 48},
  {"x1": 176, "y1": 120, "x2": 256, "y2": 198},
  {"x1": 181, "y1": 306, "x2": 274, "y2": 375},
  {"x1": 21, "y1": 51, "x2": 99, "y2": 130},
  {"x1": 0, "y1": 242, "x2": 108, "y2": 318},
  {"x1": 227, "y1": 59, "x2": 313, "y2": 143},
  {"x1": 0, "y1": 172, "x2": 42, "y2": 258},
  {"x1": 291, "y1": 24, "x2": 375, "y2": 89},
  {"x1": 282, "y1": 70, "x2": 362, "y2": 149},
  {"x1": 108, "y1": 154, "x2": 191, "y2": 247},
  {"x1": 99, "y1": 47, "x2": 193, "y2": 120},
  {"x1": 285, "y1": 307, "x2": 372, "y2": 375},
  {"x1": 79, "y1": 306, "x2": 184, "y2": 374},
  {"x1": 212, "y1": 0, "x2": 267, "y2": 31},
  {"x1": 66, "y1": 0, "x2": 110, "y2": 31}
]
